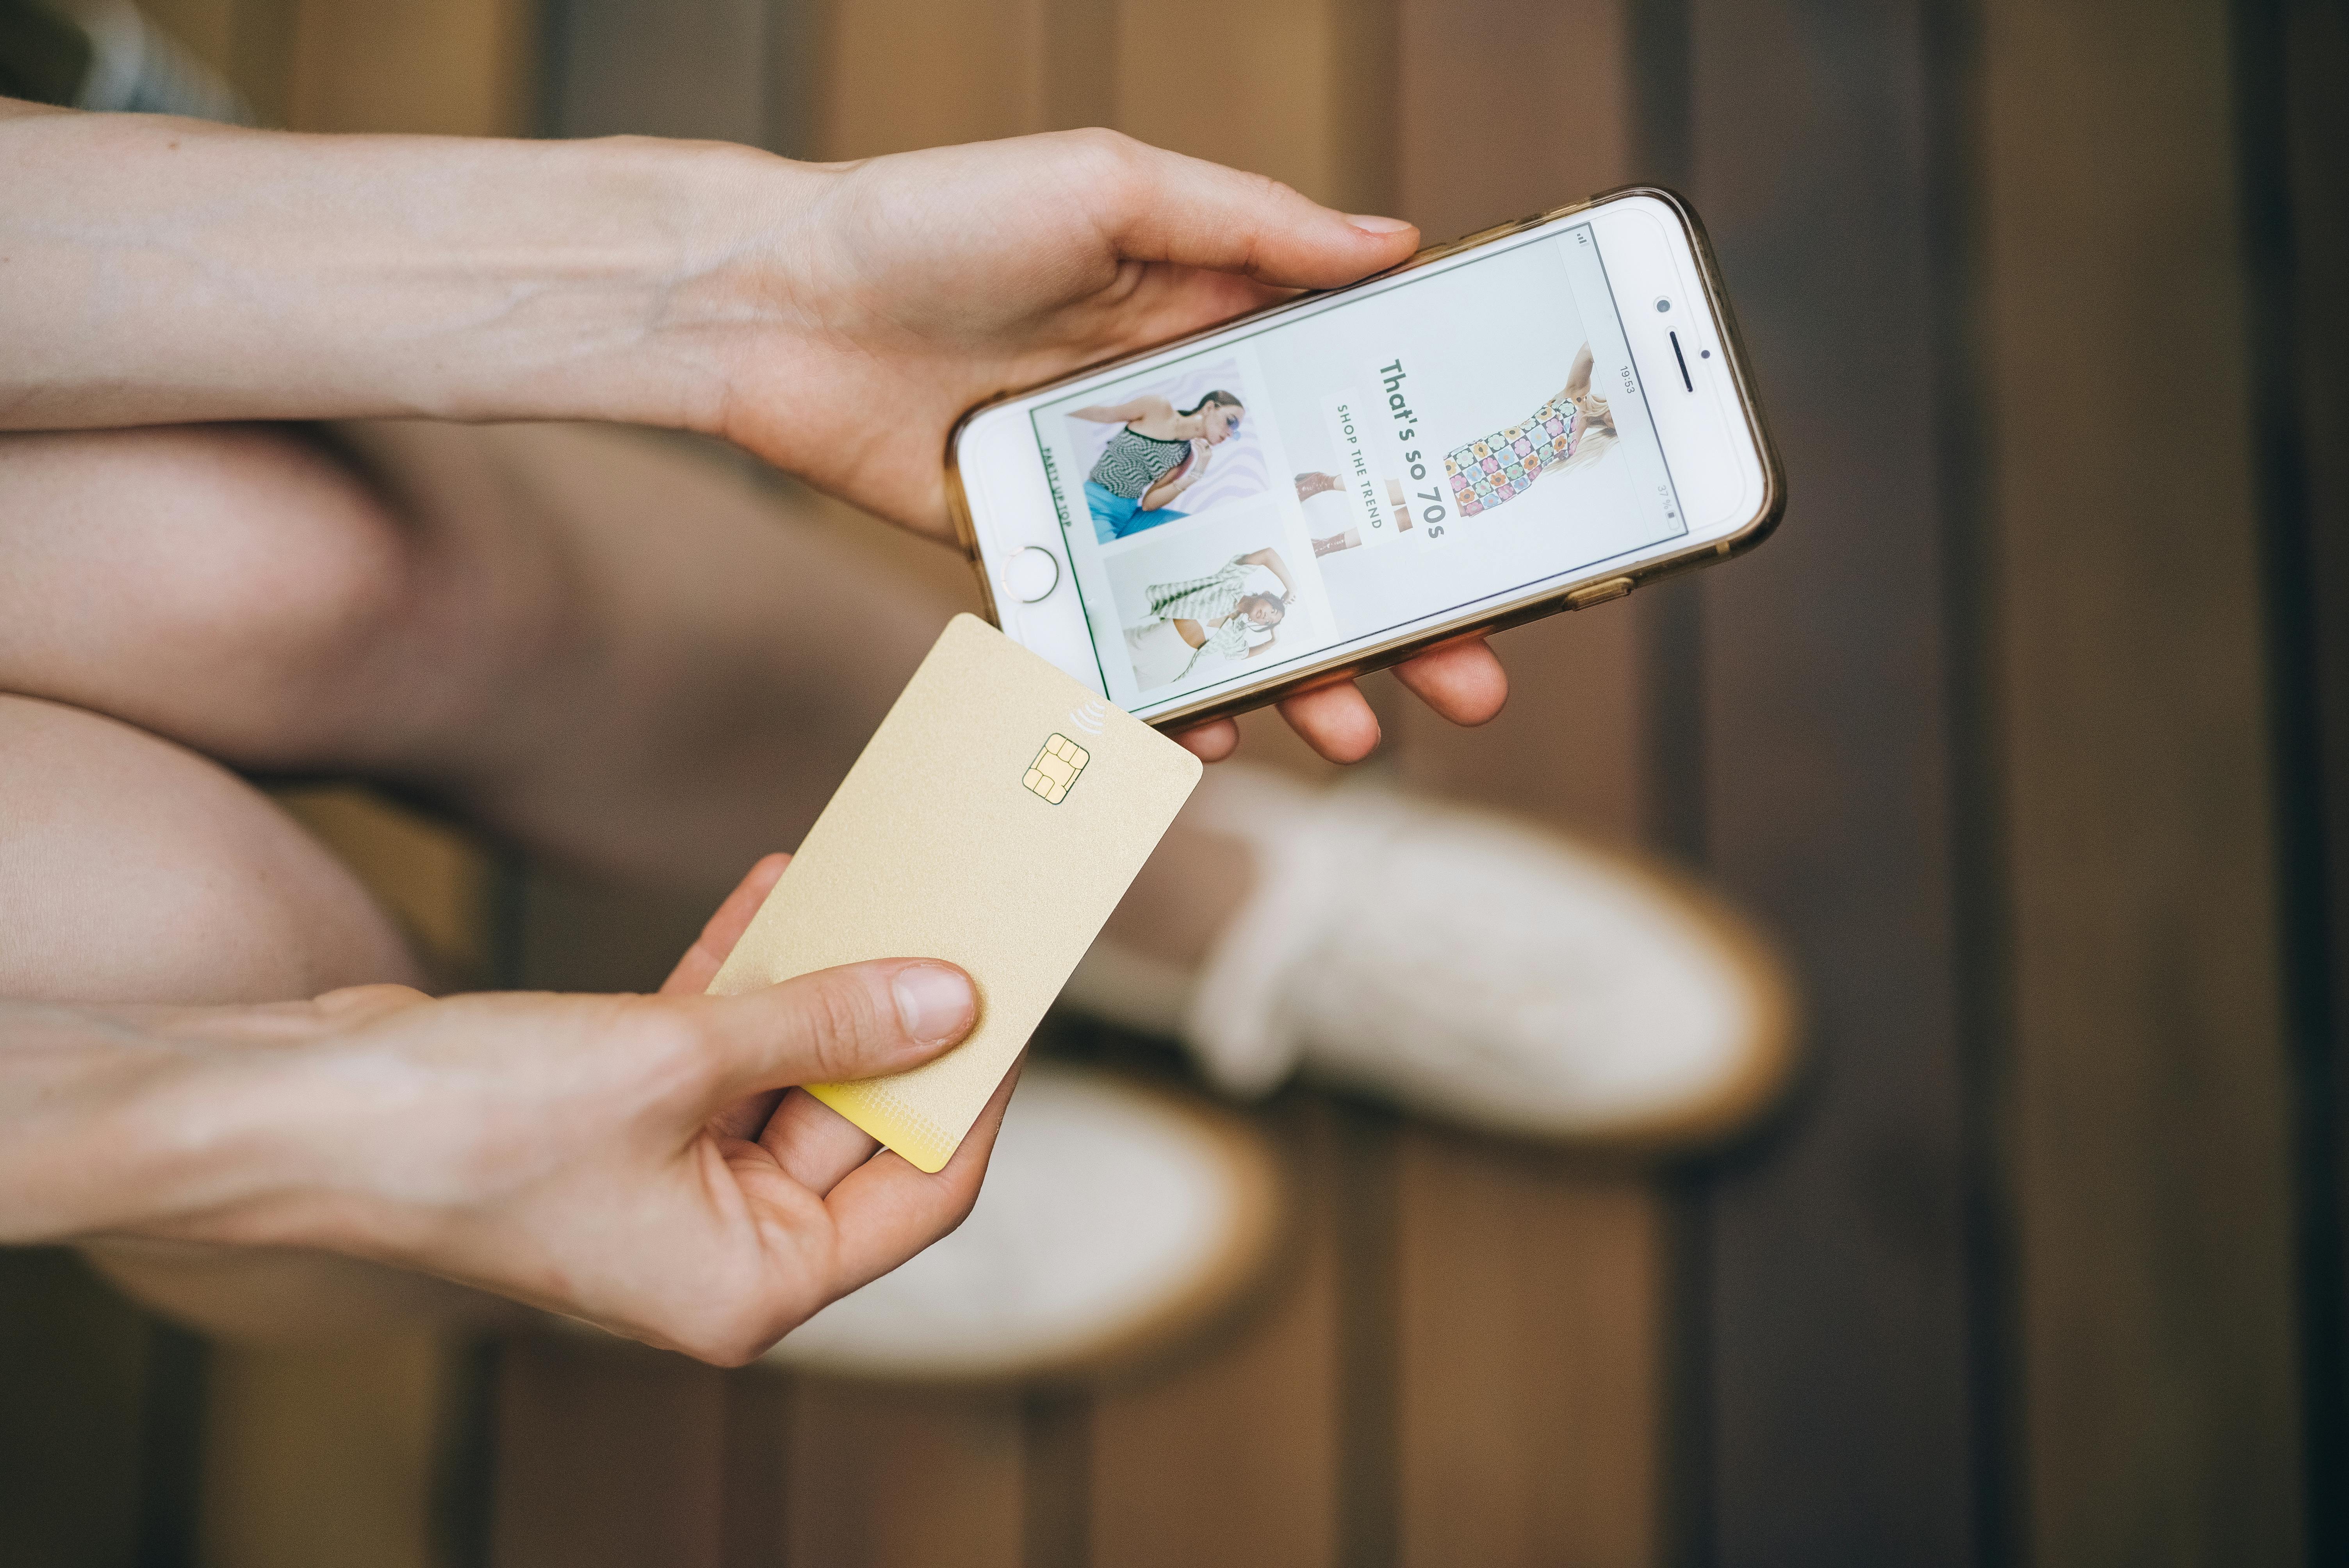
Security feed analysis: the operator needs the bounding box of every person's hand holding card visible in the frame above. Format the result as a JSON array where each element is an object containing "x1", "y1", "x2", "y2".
[{"x1": 708, "y1": 616, "x2": 1203, "y2": 1171}]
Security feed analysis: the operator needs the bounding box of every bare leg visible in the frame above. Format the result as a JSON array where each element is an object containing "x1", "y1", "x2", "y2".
[
  {"x1": 0, "y1": 422, "x2": 946, "y2": 889},
  {"x1": 0, "y1": 419, "x2": 1246, "y2": 951},
  {"x1": 0, "y1": 697, "x2": 421, "y2": 1006},
  {"x1": 0, "y1": 694, "x2": 511, "y2": 1337}
]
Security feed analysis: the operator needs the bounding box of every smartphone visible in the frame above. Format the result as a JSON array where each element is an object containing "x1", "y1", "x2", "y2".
[{"x1": 946, "y1": 187, "x2": 1784, "y2": 730}]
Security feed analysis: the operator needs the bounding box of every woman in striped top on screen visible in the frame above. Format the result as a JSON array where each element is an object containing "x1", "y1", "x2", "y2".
[{"x1": 1073, "y1": 389, "x2": 1246, "y2": 541}]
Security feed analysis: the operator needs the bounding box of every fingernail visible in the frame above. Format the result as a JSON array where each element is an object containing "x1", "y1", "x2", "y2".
[
  {"x1": 892, "y1": 964, "x2": 976, "y2": 1045},
  {"x1": 1346, "y1": 213, "x2": 1414, "y2": 235}
]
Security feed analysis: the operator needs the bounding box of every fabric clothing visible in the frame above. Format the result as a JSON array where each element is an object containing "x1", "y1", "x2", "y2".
[
  {"x1": 1084, "y1": 481, "x2": 1185, "y2": 543},
  {"x1": 1125, "y1": 619, "x2": 1204, "y2": 691},
  {"x1": 1088, "y1": 426, "x2": 1194, "y2": 499},
  {"x1": 1443, "y1": 394, "x2": 1615, "y2": 517},
  {"x1": 1137, "y1": 556, "x2": 1272, "y2": 661},
  {"x1": 1122, "y1": 555, "x2": 1280, "y2": 690}
]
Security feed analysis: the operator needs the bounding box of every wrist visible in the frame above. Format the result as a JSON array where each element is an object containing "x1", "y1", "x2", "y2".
[
  {"x1": 0, "y1": 1001, "x2": 380, "y2": 1251},
  {"x1": 397, "y1": 135, "x2": 831, "y2": 438},
  {"x1": 622, "y1": 145, "x2": 839, "y2": 449},
  {"x1": 0, "y1": 1004, "x2": 275, "y2": 1242}
]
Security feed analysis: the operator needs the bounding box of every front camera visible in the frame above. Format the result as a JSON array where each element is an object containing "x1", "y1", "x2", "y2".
[{"x1": 1654, "y1": 297, "x2": 1672, "y2": 313}]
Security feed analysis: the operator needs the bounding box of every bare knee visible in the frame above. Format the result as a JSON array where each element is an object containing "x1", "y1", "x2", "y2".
[
  {"x1": 0, "y1": 424, "x2": 421, "y2": 765},
  {"x1": 0, "y1": 695, "x2": 421, "y2": 1004}
]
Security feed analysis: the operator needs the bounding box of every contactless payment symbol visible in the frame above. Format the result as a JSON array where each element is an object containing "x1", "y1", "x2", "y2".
[{"x1": 1023, "y1": 734, "x2": 1090, "y2": 804}]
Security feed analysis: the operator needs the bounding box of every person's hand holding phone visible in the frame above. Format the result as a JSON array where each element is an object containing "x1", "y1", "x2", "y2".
[
  {"x1": 700, "y1": 131, "x2": 1507, "y2": 764},
  {"x1": 0, "y1": 109, "x2": 1503, "y2": 764}
]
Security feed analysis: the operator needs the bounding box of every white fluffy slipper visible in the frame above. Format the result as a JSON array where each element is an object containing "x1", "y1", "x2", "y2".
[
  {"x1": 760, "y1": 1064, "x2": 1282, "y2": 1383},
  {"x1": 1066, "y1": 766, "x2": 1798, "y2": 1150}
]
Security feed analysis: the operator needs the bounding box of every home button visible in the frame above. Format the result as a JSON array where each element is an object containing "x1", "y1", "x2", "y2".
[{"x1": 1008, "y1": 546, "x2": 1060, "y2": 604}]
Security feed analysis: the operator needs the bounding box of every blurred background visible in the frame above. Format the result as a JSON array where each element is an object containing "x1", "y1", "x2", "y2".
[{"x1": 4, "y1": 0, "x2": 2347, "y2": 1564}]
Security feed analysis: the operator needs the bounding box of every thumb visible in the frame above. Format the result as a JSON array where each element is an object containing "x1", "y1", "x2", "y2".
[
  {"x1": 688, "y1": 959, "x2": 977, "y2": 1106},
  {"x1": 1090, "y1": 135, "x2": 1419, "y2": 290}
]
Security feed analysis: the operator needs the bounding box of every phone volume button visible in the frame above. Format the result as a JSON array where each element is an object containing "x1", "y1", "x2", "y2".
[{"x1": 1566, "y1": 576, "x2": 1635, "y2": 609}]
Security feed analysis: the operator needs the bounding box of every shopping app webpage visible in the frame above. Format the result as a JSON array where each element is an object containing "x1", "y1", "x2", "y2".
[{"x1": 1028, "y1": 222, "x2": 1689, "y2": 713}]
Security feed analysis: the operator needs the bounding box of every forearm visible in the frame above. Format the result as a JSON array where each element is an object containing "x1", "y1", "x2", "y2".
[
  {"x1": 0, "y1": 102, "x2": 813, "y2": 433},
  {"x1": 0, "y1": 999, "x2": 522, "y2": 1338},
  {"x1": 0, "y1": 999, "x2": 338, "y2": 1247}
]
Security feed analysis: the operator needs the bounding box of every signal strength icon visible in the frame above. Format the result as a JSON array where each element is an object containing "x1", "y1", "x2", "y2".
[{"x1": 1068, "y1": 699, "x2": 1107, "y2": 735}]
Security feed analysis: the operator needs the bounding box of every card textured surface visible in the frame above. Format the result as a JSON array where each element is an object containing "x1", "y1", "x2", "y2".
[{"x1": 706, "y1": 615, "x2": 1203, "y2": 1171}]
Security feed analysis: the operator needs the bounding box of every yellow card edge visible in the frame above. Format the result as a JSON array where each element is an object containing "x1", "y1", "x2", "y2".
[{"x1": 806, "y1": 1080, "x2": 961, "y2": 1174}]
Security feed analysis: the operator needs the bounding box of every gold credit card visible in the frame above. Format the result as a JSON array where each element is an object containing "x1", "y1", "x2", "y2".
[{"x1": 705, "y1": 615, "x2": 1203, "y2": 1172}]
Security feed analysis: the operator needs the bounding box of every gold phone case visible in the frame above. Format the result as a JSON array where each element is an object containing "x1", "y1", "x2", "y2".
[
  {"x1": 940, "y1": 185, "x2": 1787, "y2": 731},
  {"x1": 704, "y1": 615, "x2": 1202, "y2": 1172}
]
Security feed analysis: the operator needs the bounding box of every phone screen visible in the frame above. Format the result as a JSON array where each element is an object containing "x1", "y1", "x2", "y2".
[{"x1": 1025, "y1": 220, "x2": 1692, "y2": 716}]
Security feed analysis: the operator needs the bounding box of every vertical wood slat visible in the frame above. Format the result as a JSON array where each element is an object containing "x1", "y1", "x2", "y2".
[
  {"x1": 783, "y1": 1383, "x2": 1027, "y2": 1567},
  {"x1": 2272, "y1": 0, "x2": 2349, "y2": 1547},
  {"x1": 816, "y1": 0, "x2": 1046, "y2": 158},
  {"x1": 0, "y1": 1250, "x2": 163, "y2": 1568},
  {"x1": 1978, "y1": 0, "x2": 2305, "y2": 1560},
  {"x1": 545, "y1": 0, "x2": 771, "y2": 144},
  {"x1": 1039, "y1": 0, "x2": 1117, "y2": 134},
  {"x1": 486, "y1": 1337, "x2": 729, "y2": 1568},
  {"x1": 284, "y1": 0, "x2": 534, "y2": 136},
  {"x1": 1394, "y1": 1137, "x2": 1661, "y2": 1568},
  {"x1": 1383, "y1": 7, "x2": 1667, "y2": 1567},
  {"x1": 1684, "y1": 0, "x2": 1980, "y2": 1560},
  {"x1": 1110, "y1": 0, "x2": 1352, "y2": 212},
  {"x1": 721, "y1": 1373, "x2": 795, "y2": 1568},
  {"x1": 198, "y1": 1335, "x2": 454, "y2": 1568}
]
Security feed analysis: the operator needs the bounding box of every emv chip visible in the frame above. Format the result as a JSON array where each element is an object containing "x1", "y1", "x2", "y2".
[{"x1": 1023, "y1": 733, "x2": 1090, "y2": 804}]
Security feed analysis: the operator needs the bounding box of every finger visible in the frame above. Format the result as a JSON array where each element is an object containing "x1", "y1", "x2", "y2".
[
  {"x1": 1276, "y1": 680, "x2": 1383, "y2": 764},
  {"x1": 1391, "y1": 637, "x2": 1509, "y2": 727},
  {"x1": 1174, "y1": 718, "x2": 1240, "y2": 763},
  {"x1": 662, "y1": 853, "x2": 791, "y2": 996},
  {"x1": 686, "y1": 857, "x2": 797, "y2": 1135},
  {"x1": 817, "y1": 1058, "x2": 1025, "y2": 1295},
  {"x1": 1092, "y1": 134, "x2": 1419, "y2": 290},
  {"x1": 687, "y1": 959, "x2": 977, "y2": 1107},
  {"x1": 760, "y1": 1086, "x2": 882, "y2": 1194},
  {"x1": 710, "y1": 1085, "x2": 790, "y2": 1143}
]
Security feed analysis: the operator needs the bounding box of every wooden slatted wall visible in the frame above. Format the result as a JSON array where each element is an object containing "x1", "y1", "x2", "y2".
[
  {"x1": 1679, "y1": 1, "x2": 1982, "y2": 1558},
  {"x1": 1979, "y1": 0, "x2": 2306, "y2": 1560}
]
